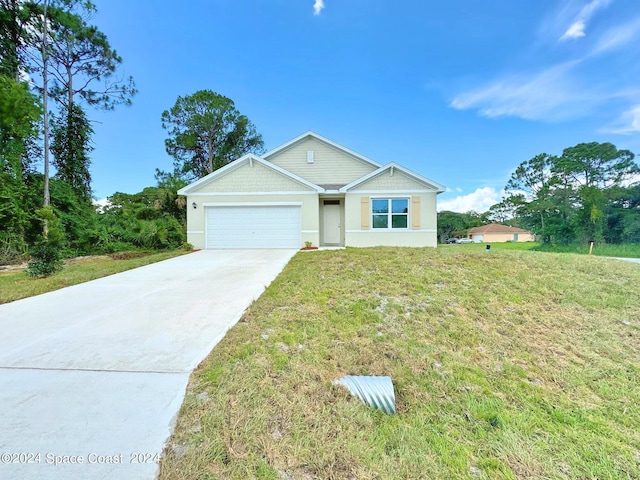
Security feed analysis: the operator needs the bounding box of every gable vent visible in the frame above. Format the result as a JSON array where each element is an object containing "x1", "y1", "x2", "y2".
[{"x1": 307, "y1": 150, "x2": 314, "y2": 163}]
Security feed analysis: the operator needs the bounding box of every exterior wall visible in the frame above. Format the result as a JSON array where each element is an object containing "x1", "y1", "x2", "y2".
[
  {"x1": 266, "y1": 137, "x2": 377, "y2": 186},
  {"x1": 519, "y1": 233, "x2": 535, "y2": 242},
  {"x1": 190, "y1": 161, "x2": 311, "y2": 193},
  {"x1": 186, "y1": 193, "x2": 319, "y2": 249},
  {"x1": 346, "y1": 230, "x2": 436, "y2": 247},
  {"x1": 350, "y1": 170, "x2": 435, "y2": 191},
  {"x1": 343, "y1": 191, "x2": 438, "y2": 247},
  {"x1": 471, "y1": 232, "x2": 535, "y2": 242}
]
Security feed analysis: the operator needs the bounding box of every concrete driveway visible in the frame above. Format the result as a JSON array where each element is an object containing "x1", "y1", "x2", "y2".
[{"x1": 0, "y1": 249, "x2": 296, "y2": 480}]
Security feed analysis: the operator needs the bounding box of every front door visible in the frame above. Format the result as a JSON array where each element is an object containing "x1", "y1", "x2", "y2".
[{"x1": 323, "y1": 202, "x2": 341, "y2": 245}]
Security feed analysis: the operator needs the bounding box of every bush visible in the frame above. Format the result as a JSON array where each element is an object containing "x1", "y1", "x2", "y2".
[
  {"x1": 27, "y1": 241, "x2": 63, "y2": 277},
  {"x1": 131, "y1": 217, "x2": 185, "y2": 250},
  {"x1": 27, "y1": 207, "x2": 64, "y2": 278}
]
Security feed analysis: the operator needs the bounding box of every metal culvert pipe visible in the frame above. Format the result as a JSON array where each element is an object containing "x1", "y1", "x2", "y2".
[{"x1": 335, "y1": 375, "x2": 396, "y2": 414}]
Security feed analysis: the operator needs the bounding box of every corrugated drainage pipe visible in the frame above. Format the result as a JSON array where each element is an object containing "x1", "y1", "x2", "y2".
[{"x1": 334, "y1": 375, "x2": 396, "y2": 415}]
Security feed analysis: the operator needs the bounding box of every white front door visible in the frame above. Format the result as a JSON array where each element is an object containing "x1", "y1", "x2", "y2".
[{"x1": 323, "y1": 203, "x2": 341, "y2": 245}]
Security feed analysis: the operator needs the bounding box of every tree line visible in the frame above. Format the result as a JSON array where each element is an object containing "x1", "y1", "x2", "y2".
[
  {"x1": 438, "y1": 142, "x2": 640, "y2": 245},
  {"x1": 1, "y1": 0, "x2": 263, "y2": 275},
  {"x1": 1, "y1": 0, "x2": 138, "y2": 272}
]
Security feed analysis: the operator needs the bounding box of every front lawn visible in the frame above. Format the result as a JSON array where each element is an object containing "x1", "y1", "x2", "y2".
[
  {"x1": 159, "y1": 247, "x2": 640, "y2": 480},
  {"x1": 0, "y1": 250, "x2": 189, "y2": 304},
  {"x1": 532, "y1": 242, "x2": 640, "y2": 258}
]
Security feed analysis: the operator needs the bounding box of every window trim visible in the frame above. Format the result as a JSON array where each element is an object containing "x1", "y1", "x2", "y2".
[{"x1": 371, "y1": 196, "x2": 410, "y2": 230}]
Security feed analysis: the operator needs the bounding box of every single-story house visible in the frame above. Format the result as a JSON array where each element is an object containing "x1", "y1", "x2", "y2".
[
  {"x1": 467, "y1": 223, "x2": 535, "y2": 243},
  {"x1": 178, "y1": 131, "x2": 446, "y2": 249}
]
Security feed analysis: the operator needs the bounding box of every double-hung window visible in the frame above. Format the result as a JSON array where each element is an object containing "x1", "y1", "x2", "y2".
[{"x1": 372, "y1": 198, "x2": 409, "y2": 229}]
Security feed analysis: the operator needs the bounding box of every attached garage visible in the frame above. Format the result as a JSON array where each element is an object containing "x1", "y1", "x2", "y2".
[{"x1": 205, "y1": 204, "x2": 301, "y2": 249}]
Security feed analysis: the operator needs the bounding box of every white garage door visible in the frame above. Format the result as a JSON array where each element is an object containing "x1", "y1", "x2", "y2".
[{"x1": 206, "y1": 205, "x2": 301, "y2": 249}]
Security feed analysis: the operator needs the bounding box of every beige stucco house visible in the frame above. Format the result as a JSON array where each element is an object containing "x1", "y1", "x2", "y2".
[
  {"x1": 467, "y1": 223, "x2": 535, "y2": 243},
  {"x1": 178, "y1": 131, "x2": 446, "y2": 249}
]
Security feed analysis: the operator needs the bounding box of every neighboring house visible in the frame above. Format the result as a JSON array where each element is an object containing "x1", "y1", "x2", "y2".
[
  {"x1": 467, "y1": 223, "x2": 535, "y2": 243},
  {"x1": 178, "y1": 131, "x2": 446, "y2": 249}
]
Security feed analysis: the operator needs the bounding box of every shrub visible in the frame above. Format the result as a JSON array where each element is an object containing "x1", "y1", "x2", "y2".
[
  {"x1": 27, "y1": 241, "x2": 63, "y2": 277},
  {"x1": 27, "y1": 207, "x2": 64, "y2": 278}
]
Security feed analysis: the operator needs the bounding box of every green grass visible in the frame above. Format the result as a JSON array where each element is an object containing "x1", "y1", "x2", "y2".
[
  {"x1": 532, "y1": 243, "x2": 640, "y2": 258},
  {"x1": 442, "y1": 241, "x2": 539, "y2": 252},
  {"x1": 445, "y1": 241, "x2": 640, "y2": 258},
  {"x1": 158, "y1": 247, "x2": 640, "y2": 480},
  {"x1": 0, "y1": 250, "x2": 189, "y2": 304}
]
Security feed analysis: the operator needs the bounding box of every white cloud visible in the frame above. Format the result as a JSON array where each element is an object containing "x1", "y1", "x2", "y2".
[
  {"x1": 592, "y1": 16, "x2": 640, "y2": 54},
  {"x1": 561, "y1": 20, "x2": 586, "y2": 40},
  {"x1": 313, "y1": 0, "x2": 324, "y2": 15},
  {"x1": 560, "y1": 0, "x2": 612, "y2": 41},
  {"x1": 93, "y1": 198, "x2": 111, "y2": 213},
  {"x1": 600, "y1": 104, "x2": 640, "y2": 134},
  {"x1": 579, "y1": 0, "x2": 612, "y2": 20},
  {"x1": 451, "y1": 1, "x2": 640, "y2": 131},
  {"x1": 450, "y1": 62, "x2": 589, "y2": 121},
  {"x1": 437, "y1": 187, "x2": 501, "y2": 213}
]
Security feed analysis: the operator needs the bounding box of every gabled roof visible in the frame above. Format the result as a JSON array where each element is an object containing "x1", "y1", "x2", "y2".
[
  {"x1": 263, "y1": 131, "x2": 382, "y2": 169},
  {"x1": 340, "y1": 162, "x2": 446, "y2": 193},
  {"x1": 179, "y1": 132, "x2": 447, "y2": 196},
  {"x1": 177, "y1": 154, "x2": 324, "y2": 195},
  {"x1": 468, "y1": 223, "x2": 531, "y2": 234}
]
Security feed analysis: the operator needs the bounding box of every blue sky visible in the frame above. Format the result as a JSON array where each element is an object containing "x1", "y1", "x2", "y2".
[{"x1": 85, "y1": 0, "x2": 640, "y2": 212}]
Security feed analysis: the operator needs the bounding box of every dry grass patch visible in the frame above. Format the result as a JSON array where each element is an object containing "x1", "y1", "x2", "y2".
[{"x1": 159, "y1": 247, "x2": 640, "y2": 480}]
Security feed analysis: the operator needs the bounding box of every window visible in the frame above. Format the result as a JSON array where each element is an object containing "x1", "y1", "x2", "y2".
[{"x1": 372, "y1": 198, "x2": 408, "y2": 229}]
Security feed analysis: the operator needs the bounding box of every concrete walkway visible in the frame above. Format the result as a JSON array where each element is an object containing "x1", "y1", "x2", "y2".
[{"x1": 0, "y1": 250, "x2": 296, "y2": 480}]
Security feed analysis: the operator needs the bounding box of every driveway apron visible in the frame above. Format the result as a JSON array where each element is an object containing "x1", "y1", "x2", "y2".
[{"x1": 0, "y1": 249, "x2": 296, "y2": 480}]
